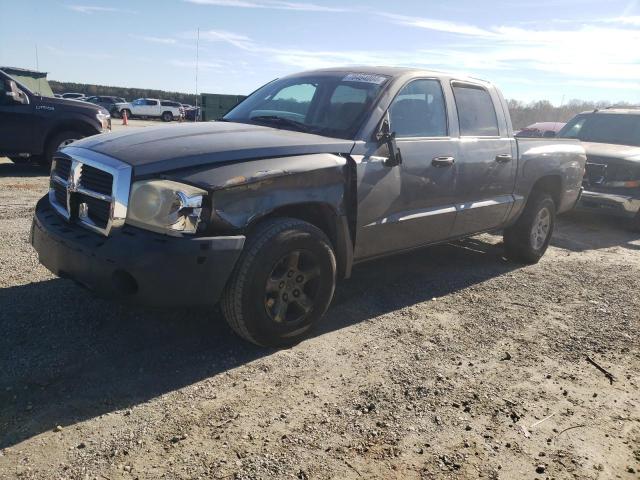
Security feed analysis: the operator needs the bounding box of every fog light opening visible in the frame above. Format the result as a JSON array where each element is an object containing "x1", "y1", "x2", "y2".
[{"x1": 112, "y1": 269, "x2": 138, "y2": 296}]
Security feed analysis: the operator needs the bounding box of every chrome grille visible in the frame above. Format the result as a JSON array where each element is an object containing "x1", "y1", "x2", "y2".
[
  {"x1": 48, "y1": 147, "x2": 132, "y2": 236},
  {"x1": 79, "y1": 164, "x2": 113, "y2": 195}
]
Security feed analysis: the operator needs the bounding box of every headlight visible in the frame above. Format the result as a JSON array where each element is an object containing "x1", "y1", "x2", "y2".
[
  {"x1": 126, "y1": 180, "x2": 206, "y2": 235},
  {"x1": 96, "y1": 111, "x2": 111, "y2": 131}
]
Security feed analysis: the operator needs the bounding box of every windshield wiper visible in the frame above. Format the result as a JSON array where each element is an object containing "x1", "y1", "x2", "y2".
[{"x1": 250, "y1": 115, "x2": 311, "y2": 133}]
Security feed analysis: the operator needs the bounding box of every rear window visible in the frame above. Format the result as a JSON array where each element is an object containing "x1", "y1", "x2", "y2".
[
  {"x1": 558, "y1": 113, "x2": 640, "y2": 147},
  {"x1": 452, "y1": 83, "x2": 500, "y2": 136}
]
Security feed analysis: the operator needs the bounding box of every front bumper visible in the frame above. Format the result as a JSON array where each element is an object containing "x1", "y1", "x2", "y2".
[
  {"x1": 31, "y1": 196, "x2": 245, "y2": 307},
  {"x1": 577, "y1": 189, "x2": 640, "y2": 218}
]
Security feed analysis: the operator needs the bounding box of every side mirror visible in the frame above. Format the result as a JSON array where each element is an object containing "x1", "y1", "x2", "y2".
[
  {"x1": 376, "y1": 118, "x2": 402, "y2": 167},
  {"x1": 5, "y1": 80, "x2": 28, "y2": 105}
]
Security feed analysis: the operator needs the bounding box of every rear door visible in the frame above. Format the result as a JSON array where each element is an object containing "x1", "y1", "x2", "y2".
[
  {"x1": 449, "y1": 82, "x2": 516, "y2": 236},
  {"x1": 354, "y1": 78, "x2": 459, "y2": 259},
  {"x1": 146, "y1": 99, "x2": 159, "y2": 116}
]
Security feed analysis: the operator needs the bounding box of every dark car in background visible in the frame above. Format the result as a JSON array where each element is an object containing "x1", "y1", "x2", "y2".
[
  {"x1": 61, "y1": 92, "x2": 85, "y2": 99},
  {"x1": 181, "y1": 103, "x2": 201, "y2": 121},
  {"x1": 516, "y1": 122, "x2": 566, "y2": 138},
  {"x1": 84, "y1": 96, "x2": 126, "y2": 117},
  {"x1": 558, "y1": 107, "x2": 640, "y2": 230}
]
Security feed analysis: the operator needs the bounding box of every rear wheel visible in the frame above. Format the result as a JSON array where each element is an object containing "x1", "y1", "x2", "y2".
[
  {"x1": 161, "y1": 111, "x2": 173, "y2": 122},
  {"x1": 504, "y1": 192, "x2": 556, "y2": 264},
  {"x1": 221, "y1": 218, "x2": 336, "y2": 347},
  {"x1": 122, "y1": 109, "x2": 132, "y2": 119},
  {"x1": 39, "y1": 131, "x2": 84, "y2": 167}
]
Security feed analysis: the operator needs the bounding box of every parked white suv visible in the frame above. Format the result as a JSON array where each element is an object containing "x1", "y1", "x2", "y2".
[{"x1": 116, "y1": 98, "x2": 183, "y2": 122}]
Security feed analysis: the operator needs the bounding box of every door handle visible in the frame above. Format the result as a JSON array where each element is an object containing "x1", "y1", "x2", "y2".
[
  {"x1": 432, "y1": 156, "x2": 455, "y2": 167},
  {"x1": 495, "y1": 153, "x2": 512, "y2": 163}
]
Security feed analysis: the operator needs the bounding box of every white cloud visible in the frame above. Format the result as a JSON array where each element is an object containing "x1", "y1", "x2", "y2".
[
  {"x1": 378, "y1": 14, "x2": 640, "y2": 85},
  {"x1": 381, "y1": 13, "x2": 497, "y2": 37},
  {"x1": 184, "y1": 0, "x2": 348, "y2": 12},
  {"x1": 130, "y1": 35, "x2": 177, "y2": 45},
  {"x1": 604, "y1": 15, "x2": 640, "y2": 25},
  {"x1": 66, "y1": 4, "x2": 135, "y2": 14}
]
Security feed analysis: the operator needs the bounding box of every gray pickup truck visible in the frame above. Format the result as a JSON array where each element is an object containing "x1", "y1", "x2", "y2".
[{"x1": 31, "y1": 67, "x2": 586, "y2": 347}]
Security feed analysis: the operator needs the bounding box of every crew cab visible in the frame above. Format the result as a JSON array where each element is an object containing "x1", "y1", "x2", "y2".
[
  {"x1": 31, "y1": 67, "x2": 586, "y2": 347},
  {"x1": 557, "y1": 107, "x2": 640, "y2": 231},
  {"x1": 115, "y1": 98, "x2": 183, "y2": 121},
  {"x1": 0, "y1": 69, "x2": 111, "y2": 166}
]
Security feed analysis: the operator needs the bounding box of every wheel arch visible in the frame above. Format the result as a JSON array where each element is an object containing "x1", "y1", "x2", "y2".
[
  {"x1": 529, "y1": 174, "x2": 563, "y2": 210},
  {"x1": 247, "y1": 202, "x2": 354, "y2": 279},
  {"x1": 43, "y1": 120, "x2": 99, "y2": 152}
]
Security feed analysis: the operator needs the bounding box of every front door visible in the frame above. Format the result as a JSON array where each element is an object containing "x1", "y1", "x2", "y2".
[
  {"x1": 355, "y1": 79, "x2": 459, "y2": 260},
  {"x1": 0, "y1": 76, "x2": 33, "y2": 155},
  {"x1": 449, "y1": 82, "x2": 517, "y2": 236}
]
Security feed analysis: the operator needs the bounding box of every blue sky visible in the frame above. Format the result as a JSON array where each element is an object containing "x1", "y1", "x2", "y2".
[{"x1": 1, "y1": 0, "x2": 639, "y2": 103}]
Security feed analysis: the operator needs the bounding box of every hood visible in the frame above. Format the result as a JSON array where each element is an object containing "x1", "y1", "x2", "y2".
[
  {"x1": 41, "y1": 96, "x2": 105, "y2": 113},
  {"x1": 582, "y1": 142, "x2": 640, "y2": 162},
  {"x1": 70, "y1": 121, "x2": 355, "y2": 176}
]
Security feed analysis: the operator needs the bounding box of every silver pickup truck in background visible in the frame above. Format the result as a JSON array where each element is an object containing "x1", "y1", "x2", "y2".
[{"x1": 31, "y1": 67, "x2": 586, "y2": 347}]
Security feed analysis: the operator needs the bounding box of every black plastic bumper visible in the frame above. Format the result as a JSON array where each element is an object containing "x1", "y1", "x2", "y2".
[{"x1": 31, "y1": 196, "x2": 245, "y2": 307}]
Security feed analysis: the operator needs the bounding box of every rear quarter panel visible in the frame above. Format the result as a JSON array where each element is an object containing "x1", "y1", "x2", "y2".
[{"x1": 507, "y1": 138, "x2": 586, "y2": 222}]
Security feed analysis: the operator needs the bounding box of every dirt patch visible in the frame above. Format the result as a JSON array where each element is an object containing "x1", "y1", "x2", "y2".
[{"x1": 0, "y1": 159, "x2": 638, "y2": 479}]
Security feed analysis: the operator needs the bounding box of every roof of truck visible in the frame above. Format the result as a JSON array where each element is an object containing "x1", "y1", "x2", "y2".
[
  {"x1": 582, "y1": 107, "x2": 640, "y2": 115},
  {"x1": 287, "y1": 66, "x2": 493, "y2": 86}
]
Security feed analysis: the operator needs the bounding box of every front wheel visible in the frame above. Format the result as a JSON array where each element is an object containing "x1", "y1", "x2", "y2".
[
  {"x1": 39, "y1": 131, "x2": 84, "y2": 167},
  {"x1": 504, "y1": 192, "x2": 556, "y2": 264},
  {"x1": 221, "y1": 218, "x2": 337, "y2": 347},
  {"x1": 161, "y1": 111, "x2": 173, "y2": 122}
]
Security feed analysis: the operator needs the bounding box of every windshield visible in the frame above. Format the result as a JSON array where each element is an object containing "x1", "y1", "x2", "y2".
[
  {"x1": 558, "y1": 113, "x2": 640, "y2": 147},
  {"x1": 223, "y1": 73, "x2": 390, "y2": 139}
]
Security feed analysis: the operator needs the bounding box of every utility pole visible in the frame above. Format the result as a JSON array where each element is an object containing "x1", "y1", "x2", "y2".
[
  {"x1": 35, "y1": 44, "x2": 42, "y2": 95},
  {"x1": 195, "y1": 27, "x2": 200, "y2": 121}
]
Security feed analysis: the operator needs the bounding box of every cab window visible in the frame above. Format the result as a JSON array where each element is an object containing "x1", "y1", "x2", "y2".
[
  {"x1": 389, "y1": 79, "x2": 448, "y2": 138},
  {"x1": 452, "y1": 83, "x2": 499, "y2": 136}
]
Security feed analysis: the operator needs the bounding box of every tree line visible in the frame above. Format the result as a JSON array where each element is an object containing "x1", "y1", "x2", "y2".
[
  {"x1": 49, "y1": 81, "x2": 198, "y2": 105},
  {"x1": 507, "y1": 99, "x2": 636, "y2": 130},
  {"x1": 49, "y1": 80, "x2": 635, "y2": 129}
]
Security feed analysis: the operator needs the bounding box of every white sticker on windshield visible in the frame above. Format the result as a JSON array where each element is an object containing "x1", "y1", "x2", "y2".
[{"x1": 342, "y1": 73, "x2": 388, "y2": 85}]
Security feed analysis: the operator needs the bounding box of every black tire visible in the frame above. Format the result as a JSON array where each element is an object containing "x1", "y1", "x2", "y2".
[
  {"x1": 122, "y1": 109, "x2": 132, "y2": 119},
  {"x1": 161, "y1": 111, "x2": 173, "y2": 122},
  {"x1": 629, "y1": 212, "x2": 640, "y2": 233},
  {"x1": 39, "y1": 131, "x2": 84, "y2": 167},
  {"x1": 110, "y1": 108, "x2": 120, "y2": 118},
  {"x1": 221, "y1": 218, "x2": 336, "y2": 347},
  {"x1": 504, "y1": 192, "x2": 556, "y2": 264}
]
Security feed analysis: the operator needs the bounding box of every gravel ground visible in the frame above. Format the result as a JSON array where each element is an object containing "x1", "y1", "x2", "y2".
[{"x1": 0, "y1": 155, "x2": 638, "y2": 480}]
